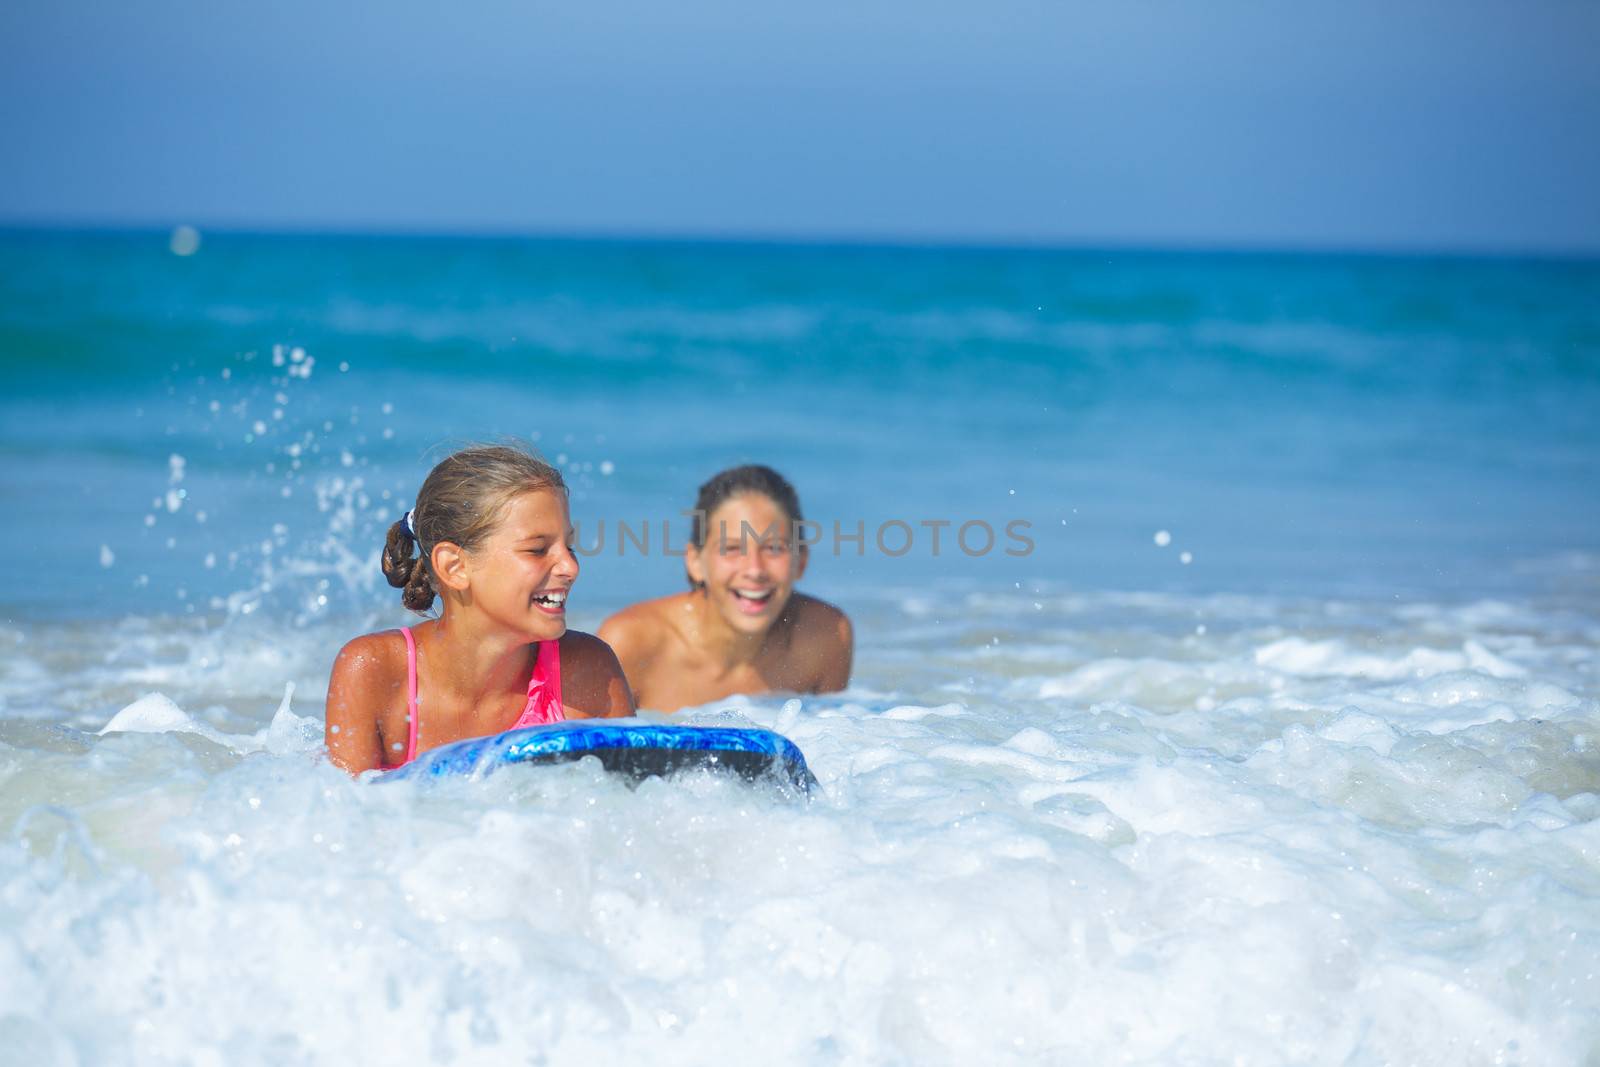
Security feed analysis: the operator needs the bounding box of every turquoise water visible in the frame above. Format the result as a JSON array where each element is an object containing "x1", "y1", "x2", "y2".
[
  {"x1": 4, "y1": 231, "x2": 1598, "y2": 618},
  {"x1": 3, "y1": 231, "x2": 1600, "y2": 1064}
]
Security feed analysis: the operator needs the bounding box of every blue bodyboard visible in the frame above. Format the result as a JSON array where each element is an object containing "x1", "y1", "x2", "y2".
[{"x1": 385, "y1": 720, "x2": 817, "y2": 794}]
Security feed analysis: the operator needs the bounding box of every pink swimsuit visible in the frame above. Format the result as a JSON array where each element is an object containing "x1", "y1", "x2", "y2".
[{"x1": 390, "y1": 626, "x2": 564, "y2": 767}]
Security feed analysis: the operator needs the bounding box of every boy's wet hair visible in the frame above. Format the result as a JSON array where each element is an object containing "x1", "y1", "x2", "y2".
[
  {"x1": 687, "y1": 464, "x2": 804, "y2": 589},
  {"x1": 381, "y1": 444, "x2": 566, "y2": 612},
  {"x1": 690, "y1": 464, "x2": 805, "y2": 546}
]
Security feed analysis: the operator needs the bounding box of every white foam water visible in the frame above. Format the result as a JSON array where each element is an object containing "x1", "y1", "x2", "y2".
[{"x1": 2, "y1": 578, "x2": 1597, "y2": 1065}]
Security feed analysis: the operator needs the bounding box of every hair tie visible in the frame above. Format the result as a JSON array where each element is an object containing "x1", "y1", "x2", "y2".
[{"x1": 401, "y1": 510, "x2": 416, "y2": 539}]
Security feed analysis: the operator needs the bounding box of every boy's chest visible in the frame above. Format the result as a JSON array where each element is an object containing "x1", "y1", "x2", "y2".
[{"x1": 642, "y1": 645, "x2": 813, "y2": 710}]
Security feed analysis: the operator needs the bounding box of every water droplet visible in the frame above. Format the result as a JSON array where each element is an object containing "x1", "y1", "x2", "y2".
[{"x1": 168, "y1": 225, "x2": 201, "y2": 256}]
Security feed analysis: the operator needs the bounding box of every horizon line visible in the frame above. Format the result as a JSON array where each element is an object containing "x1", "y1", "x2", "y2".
[{"x1": 2, "y1": 217, "x2": 1598, "y2": 265}]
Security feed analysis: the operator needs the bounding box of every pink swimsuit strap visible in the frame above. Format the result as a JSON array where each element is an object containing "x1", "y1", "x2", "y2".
[
  {"x1": 400, "y1": 626, "x2": 421, "y2": 765},
  {"x1": 395, "y1": 627, "x2": 564, "y2": 767},
  {"x1": 514, "y1": 637, "x2": 565, "y2": 730}
]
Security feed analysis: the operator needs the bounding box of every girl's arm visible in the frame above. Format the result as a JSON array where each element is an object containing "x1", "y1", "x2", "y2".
[
  {"x1": 561, "y1": 630, "x2": 637, "y2": 718},
  {"x1": 325, "y1": 633, "x2": 395, "y2": 773}
]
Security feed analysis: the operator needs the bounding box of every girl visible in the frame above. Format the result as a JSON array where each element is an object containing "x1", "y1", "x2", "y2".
[
  {"x1": 325, "y1": 444, "x2": 633, "y2": 774},
  {"x1": 599, "y1": 464, "x2": 852, "y2": 712}
]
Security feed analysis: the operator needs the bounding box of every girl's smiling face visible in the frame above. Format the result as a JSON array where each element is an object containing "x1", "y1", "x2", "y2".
[
  {"x1": 686, "y1": 492, "x2": 807, "y2": 637},
  {"x1": 461, "y1": 488, "x2": 578, "y2": 640}
]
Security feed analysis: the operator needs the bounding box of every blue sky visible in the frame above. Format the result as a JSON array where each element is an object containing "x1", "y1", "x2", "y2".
[{"x1": 2, "y1": 0, "x2": 1597, "y2": 252}]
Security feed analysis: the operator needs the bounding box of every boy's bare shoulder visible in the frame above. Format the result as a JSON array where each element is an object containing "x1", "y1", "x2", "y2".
[
  {"x1": 783, "y1": 594, "x2": 853, "y2": 692},
  {"x1": 599, "y1": 593, "x2": 693, "y2": 654},
  {"x1": 788, "y1": 593, "x2": 852, "y2": 647}
]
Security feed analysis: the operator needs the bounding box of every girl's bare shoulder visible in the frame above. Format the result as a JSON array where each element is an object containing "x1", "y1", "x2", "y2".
[
  {"x1": 558, "y1": 628, "x2": 622, "y2": 669},
  {"x1": 331, "y1": 629, "x2": 409, "y2": 688},
  {"x1": 326, "y1": 629, "x2": 414, "y2": 772},
  {"x1": 558, "y1": 629, "x2": 637, "y2": 717}
]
